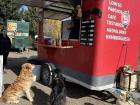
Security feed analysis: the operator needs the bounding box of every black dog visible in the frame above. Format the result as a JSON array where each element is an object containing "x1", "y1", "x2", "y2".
[{"x1": 48, "y1": 74, "x2": 66, "y2": 105}]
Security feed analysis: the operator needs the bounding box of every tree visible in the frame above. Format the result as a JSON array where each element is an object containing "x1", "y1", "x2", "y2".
[
  {"x1": 0, "y1": 0, "x2": 21, "y2": 25},
  {"x1": 0, "y1": 0, "x2": 37, "y2": 36}
]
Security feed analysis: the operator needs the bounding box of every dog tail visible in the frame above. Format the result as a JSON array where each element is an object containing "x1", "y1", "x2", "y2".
[
  {"x1": 0, "y1": 97, "x2": 3, "y2": 102},
  {"x1": 0, "y1": 96, "x2": 6, "y2": 102}
]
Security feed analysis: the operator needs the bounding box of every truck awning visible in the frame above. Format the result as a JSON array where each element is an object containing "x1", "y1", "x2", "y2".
[{"x1": 19, "y1": 0, "x2": 80, "y2": 20}]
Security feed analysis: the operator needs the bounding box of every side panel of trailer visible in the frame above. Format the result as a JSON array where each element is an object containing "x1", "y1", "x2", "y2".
[{"x1": 38, "y1": 0, "x2": 140, "y2": 90}]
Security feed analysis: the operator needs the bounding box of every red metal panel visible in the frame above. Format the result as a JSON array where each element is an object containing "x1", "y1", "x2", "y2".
[
  {"x1": 38, "y1": 40, "x2": 94, "y2": 75},
  {"x1": 90, "y1": 0, "x2": 140, "y2": 76}
]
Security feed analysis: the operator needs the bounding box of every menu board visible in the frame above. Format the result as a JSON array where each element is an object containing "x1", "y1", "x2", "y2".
[{"x1": 80, "y1": 20, "x2": 95, "y2": 46}]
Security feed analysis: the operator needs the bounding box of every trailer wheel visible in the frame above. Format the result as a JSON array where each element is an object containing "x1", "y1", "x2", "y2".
[{"x1": 41, "y1": 63, "x2": 55, "y2": 86}]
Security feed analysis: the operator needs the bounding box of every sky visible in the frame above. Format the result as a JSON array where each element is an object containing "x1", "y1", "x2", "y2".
[{"x1": 19, "y1": 5, "x2": 28, "y2": 12}]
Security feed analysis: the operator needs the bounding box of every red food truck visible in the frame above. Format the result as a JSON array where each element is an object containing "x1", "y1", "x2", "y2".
[{"x1": 23, "y1": 0, "x2": 140, "y2": 90}]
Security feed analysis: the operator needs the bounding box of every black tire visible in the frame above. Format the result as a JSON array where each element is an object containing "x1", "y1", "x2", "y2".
[{"x1": 41, "y1": 63, "x2": 55, "y2": 86}]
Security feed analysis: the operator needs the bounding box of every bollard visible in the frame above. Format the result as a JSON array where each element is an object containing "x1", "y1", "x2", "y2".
[{"x1": 0, "y1": 55, "x2": 3, "y2": 97}]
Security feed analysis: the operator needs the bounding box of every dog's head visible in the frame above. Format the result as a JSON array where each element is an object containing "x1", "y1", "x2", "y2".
[
  {"x1": 20, "y1": 63, "x2": 35, "y2": 77},
  {"x1": 51, "y1": 76, "x2": 66, "y2": 94}
]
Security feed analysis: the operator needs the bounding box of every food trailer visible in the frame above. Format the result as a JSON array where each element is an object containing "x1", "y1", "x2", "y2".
[{"x1": 22, "y1": 0, "x2": 140, "y2": 90}]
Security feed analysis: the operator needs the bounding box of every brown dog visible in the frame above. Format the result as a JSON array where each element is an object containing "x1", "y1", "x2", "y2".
[{"x1": 0, "y1": 63, "x2": 36, "y2": 104}]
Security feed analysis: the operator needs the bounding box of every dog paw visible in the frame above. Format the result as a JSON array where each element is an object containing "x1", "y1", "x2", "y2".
[
  {"x1": 29, "y1": 98, "x2": 34, "y2": 102},
  {"x1": 15, "y1": 100, "x2": 19, "y2": 104},
  {"x1": 6, "y1": 100, "x2": 19, "y2": 104}
]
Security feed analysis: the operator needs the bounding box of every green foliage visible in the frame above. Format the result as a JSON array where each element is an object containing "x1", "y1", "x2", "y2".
[
  {"x1": 22, "y1": 7, "x2": 37, "y2": 36},
  {"x1": 0, "y1": 0, "x2": 20, "y2": 22}
]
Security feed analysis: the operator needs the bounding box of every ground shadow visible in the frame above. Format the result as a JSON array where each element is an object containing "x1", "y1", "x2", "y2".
[
  {"x1": 65, "y1": 81, "x2": 116, "y2": 104},
  {"x1": 7, "y1": 56, "x2": 37, "y2": 75},
  {"x1": 84, "y1": 102, "x2": 94, "y2": 105},
  {"x1": 7, "y1": 57, "x2": 27, "y2": 74},
  {"x1": 32, "y1": 86, "x2": 49, "y2": 105}
]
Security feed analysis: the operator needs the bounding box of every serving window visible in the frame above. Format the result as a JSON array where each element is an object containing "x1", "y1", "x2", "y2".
[{"x1": 41, "y1": 0, "x2": 82, "y2": 47}]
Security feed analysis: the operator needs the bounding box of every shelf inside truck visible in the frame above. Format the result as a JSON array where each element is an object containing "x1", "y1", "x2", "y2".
[{"x1": 38, "y1": 44, "x2": 73, "y2": 48}]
